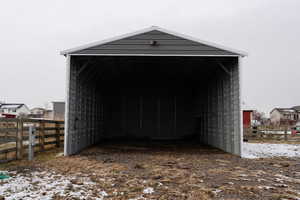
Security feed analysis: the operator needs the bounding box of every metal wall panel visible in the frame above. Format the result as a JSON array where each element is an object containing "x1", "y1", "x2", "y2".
[
  {"x1": 65, "y1": 56, "x2": 241, "y2": 156},
  {"x1": 102, "y1": 86, "x2": 193, "y2": 140},
  {"x1": 66, "y1": 57, "x2": 103, "y2": 155},
  {"x1": 196, "y1": 58, "x2": 241, "y2": 155}
]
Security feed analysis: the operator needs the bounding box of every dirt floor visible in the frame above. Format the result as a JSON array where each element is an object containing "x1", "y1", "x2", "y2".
[{"x1": 1, "y1": 141, "x2": 300, "y2": 200}]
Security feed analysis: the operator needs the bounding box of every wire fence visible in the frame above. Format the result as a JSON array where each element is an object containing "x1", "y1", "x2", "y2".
[{"x1": 244, "y1": 125, "x2": 300, "y2": 142}]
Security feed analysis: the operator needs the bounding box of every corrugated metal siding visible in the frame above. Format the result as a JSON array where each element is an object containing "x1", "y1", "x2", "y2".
[
  {"x1": 100, "y1": 85, "x2": 194, "y2": 140},
  {"x1": 72, "y1": 30, "x2": 237, "y2": 55},
  {"x1": 66, "y1": 57, "x2": 102, "y2": 155},
  {"x1": 196, "y1": 58, "x2": 240, "y2": 155},
  {"x1": 66, "y1": 56, "x2": 241, "y2": 156}
]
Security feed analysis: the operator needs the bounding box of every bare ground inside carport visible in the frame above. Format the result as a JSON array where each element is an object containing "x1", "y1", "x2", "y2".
[{"x1": 2, "y1": 142, "x2": 300, "y2": 200}]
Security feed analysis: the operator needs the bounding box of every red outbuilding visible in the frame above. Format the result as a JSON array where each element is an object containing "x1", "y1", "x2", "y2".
[{"x1": 243, "y1": 110, "x2": 253, "y2": 127}]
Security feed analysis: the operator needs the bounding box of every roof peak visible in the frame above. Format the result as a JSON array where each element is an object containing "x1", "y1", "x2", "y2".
[{"x1": 60, "y1": 26, "x2": 247, "y2": 56}]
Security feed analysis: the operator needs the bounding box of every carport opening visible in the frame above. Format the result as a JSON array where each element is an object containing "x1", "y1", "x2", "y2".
[{"x1": 70, "y1": 56, "x2": 239, "y2": 153}]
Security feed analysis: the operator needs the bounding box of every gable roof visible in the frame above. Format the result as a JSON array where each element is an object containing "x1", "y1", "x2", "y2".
[
  {"x1": 292, "y1": 106, "x2": 300, "y2": 111},
  {"x1": 61, "y1": 26, "x2": 247, "y2": 56},
  {"x1": 30, "y1": 107, "x2": 46, "y2": 111},
  {"x1": 271, "y1": 107, "x2": 300, "y2": 114},
  {"x1": 0, "y1": 103, "x2": 25, "y2": 109}
]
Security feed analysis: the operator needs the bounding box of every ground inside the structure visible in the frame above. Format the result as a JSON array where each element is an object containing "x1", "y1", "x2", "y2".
[{"x1": 1, "y1": 142, "x2": 300, "y2": 200}]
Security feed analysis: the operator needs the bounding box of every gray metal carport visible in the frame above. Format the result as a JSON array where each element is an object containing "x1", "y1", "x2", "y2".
[{"x1": 61, "y1": 26, "x2": 246, "y2": 156}]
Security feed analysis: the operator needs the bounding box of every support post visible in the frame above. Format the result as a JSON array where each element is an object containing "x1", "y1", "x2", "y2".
[
  {"x1": 216, "y1": 61, "x2": 231, "y2": 76},
  {"x1": 284, "y1": 122, "x2": 288, "y2": 141},
  {"x1": 238, "y1": 56, "x2": 243, "y2": 157},
  {"x1": 64, "y1": 55, "x2": 71, "y2": 156},
  {"x1": 28, "y1": 125, "x2": 36, "y2": 161},
  {"x1": 16, "y1": 119, "x2": 23, "y2": 160}
]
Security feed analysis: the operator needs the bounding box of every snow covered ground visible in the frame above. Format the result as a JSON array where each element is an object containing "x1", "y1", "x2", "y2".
[
  {"x1": 261, "y1": 130, "x2": 291, "y2": 134},
  {"x1": 0, "y1": 170, "x2": 157, "y2": 200},
  {"x1": 243, "y1": 142, "x2": 300, "y2": 158},
  {"x1": 0, "y1": 170, "x2": 107, "y2": 200}
]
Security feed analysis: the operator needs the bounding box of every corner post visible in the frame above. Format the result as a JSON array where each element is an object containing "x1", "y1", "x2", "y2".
[
  {"x1": 64, "y1": 55, "x2": 71, "y2": 156},
  {"x1": 239, "y1": 56, "x2": 243, "y2": 157}
]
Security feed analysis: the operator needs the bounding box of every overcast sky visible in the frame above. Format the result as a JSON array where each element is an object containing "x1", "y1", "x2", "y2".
[{"x1": 0, "y1": 0, "x2": 299, "y2": 114}]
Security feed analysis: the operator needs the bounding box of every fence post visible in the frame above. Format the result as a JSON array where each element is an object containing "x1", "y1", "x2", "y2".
[
  {"x1": 284, "y1": 125, "x2": 288, "y2": 141},
  {"x1": 16, "y1": 119, "x2": 23, "y2": 160},
  {"x1": 55, "y1": 122, "x2": 60, "y2": 148},
  {"x1": 40, "y1": 121, "x2": 45, "y2": 151},
  {"x1": 28, "y1": 125, "x2": 36, "y2": 161}
]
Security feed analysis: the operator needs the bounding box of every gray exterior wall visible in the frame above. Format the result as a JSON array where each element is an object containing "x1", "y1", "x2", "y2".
[
  {"x1": 72, "y1": 30, "x2": 237, "y2": 56},
  {"x1": 53, "y1": 102, "x2": 65, "y2": 120}
]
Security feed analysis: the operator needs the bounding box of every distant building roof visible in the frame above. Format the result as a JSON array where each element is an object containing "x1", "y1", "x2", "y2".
[
  {"x1": 277, "y1": 108, "x2": 295, "y2": 112},
  {"x1": 0, "y1": 103, "x2": 25, "y2": 109},
  {"x1": 271, "y1": 107, "x2": 300, "y2": 114},
  {"x1": 292, "y1": 106, "x2": 300, "y2": 112},
  {"x1": 30, "y1": 107, "x2": 46, "y2": 111}
]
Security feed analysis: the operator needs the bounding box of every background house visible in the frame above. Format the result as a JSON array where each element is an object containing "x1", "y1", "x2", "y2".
[
  {"x1": 52, "y1": 101, "x2": 65, "y2": 120},
  {"x1": 29, "y1": 102, "x2": 65, "y2": 120},
  {"x1": 292, "y1": 106, "x2": 300, "y2": 112},
  {"x1": 270, "y1": 106, "x2": 300, "y2": 126},
  {"x1": 43, "y1": 102, "x2": 65, "y2": 120},
  {"x1": 29, "y1": 107, "x2": 48, "y2": 119},
  {"x1": 0, "y1": 103, "x2": 30, "y2": 118}
]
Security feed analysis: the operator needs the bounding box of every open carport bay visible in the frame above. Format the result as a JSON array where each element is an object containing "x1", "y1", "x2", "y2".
[{"x1": 66, "y1": 56, "x2": 241, "y2": 156}]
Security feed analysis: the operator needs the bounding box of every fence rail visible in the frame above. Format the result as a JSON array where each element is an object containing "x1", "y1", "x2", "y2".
[
  {"x1": 0, "y1": 118, "x2": 64, "y2": 163},
  {"x1": 244, "y1": 126, "x2": 300, "y2": 142}
]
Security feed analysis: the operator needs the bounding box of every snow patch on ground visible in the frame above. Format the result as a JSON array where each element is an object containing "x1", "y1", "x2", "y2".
[
  {"x1": 243, "y1": 143, "x2": 300, "y2": 158},
  {"x1": 0, "y1": 170, "x2": 104, "y2": 200},
  {"x1": 128, "y1": 187, "x2": 155, "y2": 200},
  {"x1": 0, "y1": 170, "x2": 158, "y2": 200},
  {"x1": 143, "y1": 187, "x2": 154, "y2": 194}
]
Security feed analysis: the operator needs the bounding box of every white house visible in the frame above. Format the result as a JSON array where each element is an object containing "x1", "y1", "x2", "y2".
[
  {"x1": 0, "y1": 103, "x2": 30, "y2": 118},
  {"x1": 29, "y1": 107, "x2": 48, "y2": 119},
  {"x1": 270, "y1": 107, "x2": 300, "y2": 126}
]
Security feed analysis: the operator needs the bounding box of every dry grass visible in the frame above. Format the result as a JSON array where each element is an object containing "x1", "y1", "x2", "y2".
[{"x1": 2, "y1": 142, "x2": 300, "y2": 199}]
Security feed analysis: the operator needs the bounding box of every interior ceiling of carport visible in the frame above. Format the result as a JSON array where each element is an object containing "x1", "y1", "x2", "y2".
[{"x1": 74, "y1": 56, "x2": 234, "y2": 81}]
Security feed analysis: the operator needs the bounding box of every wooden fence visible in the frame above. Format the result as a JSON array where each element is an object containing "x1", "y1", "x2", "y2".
[
  {"x1": 244, "y1": 126, "x2": 300, "y2": 142},
  {"x1": 0, "y1": 118, "x2": 64, "y2": 163}
]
